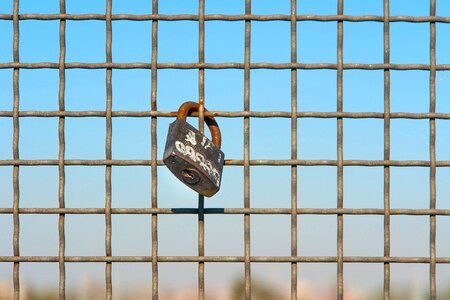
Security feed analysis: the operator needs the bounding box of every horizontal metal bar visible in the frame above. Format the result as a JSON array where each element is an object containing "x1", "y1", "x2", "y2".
[
  {"x1": 0, "y1": 256, "x2": 449, "y2": 263},
  {"x1": 0, "y1": 14, "x2": 449, "y2": 23},
  {"x1": 0, "y1": 207, "x2": 449, "y2": 215},
  {"x1": 1, "y1": 62, "x2": 450, "y2": 70},
  {"x1": 1, "y1": 159, "x2": 449, "y2": 167},
  {"x1": 1, "y1": 111, "x2": 450, "y2": 119}
]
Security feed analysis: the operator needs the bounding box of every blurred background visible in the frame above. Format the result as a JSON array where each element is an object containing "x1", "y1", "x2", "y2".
[{"x1": 1, "y1": 0, "x2": 450, "y2": 299}]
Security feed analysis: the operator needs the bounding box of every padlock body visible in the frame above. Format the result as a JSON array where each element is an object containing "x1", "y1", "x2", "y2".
[{"x1": 163, "y1": 118, "x2": 224, "y2": 197}]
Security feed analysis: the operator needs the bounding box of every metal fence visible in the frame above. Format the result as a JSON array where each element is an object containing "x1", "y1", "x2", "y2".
[{"x1": 0, "y1": 0, "x2": 450, "y2": 299}]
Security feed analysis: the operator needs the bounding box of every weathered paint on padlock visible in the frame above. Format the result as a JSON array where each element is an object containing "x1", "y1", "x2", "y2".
[{"x1": 163, "y1": 102, "x2": 224, "y2": 197}]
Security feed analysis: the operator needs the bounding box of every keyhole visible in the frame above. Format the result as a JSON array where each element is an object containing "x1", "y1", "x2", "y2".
[{"x1": 181, "y1": 168, "x2": 201, "y2": 185}]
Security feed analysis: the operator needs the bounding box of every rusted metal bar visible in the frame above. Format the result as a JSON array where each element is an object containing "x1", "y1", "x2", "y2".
[
  {"x1": 105, "y1": 0, "x2": 113, "y2": 298},
  {"x1": 151, "y1": 0, "x2": 159, "y2": 299},
  {"x1": 0, "y1": 255, "x2": 450, "y2": 264},
  {"x1": 1, "y1": 207, "x2": 450, "y2": 215},
  {"x1": 2, "y1": 110, "x2": 450, "y2": 119},
  {"x1": 337, "y1": 0, "x2": 344, "y2": 297},
  {"x1": 383, "y1": 0, "x2": 391, "y2": 298},
  {"x1": 244, "y1": 0, "x2": 251, "y2": 298},
  {"x1": 1, "y1": 13, "x2": 450, "y2": 23},
  {"x1": 2, "y1": 159, "x2": 450, "y2": 167},
  {"x1": 1, "y1": 62, "x2": 450, "y2": 70},
  {"x1": 58, "y1": 0, "x2": 67, "y2": 299},
  {"x1": 12, "y1": 1, "x2": 20, "y2": 299},
  {"x1": 198, "y1": 0, "x2": 206, "y2": 299},
  {"x1": 429, "y1": 0, "x2": 437, "y2": 299},
  {"x1": 290, "y1": 0, "x2": 298, "y2": 298}
]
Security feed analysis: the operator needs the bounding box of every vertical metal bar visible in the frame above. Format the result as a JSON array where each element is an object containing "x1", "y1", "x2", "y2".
[
  {"x1": 105, "y1": 0, "x2": 113, "y2": 298},
  {"x1": 58, "y1": 0, "x2": 67, "y2": 299},
  {"x1": 337, "y1": 0, "x2": 344, "y2": 299},
  {"x1": 198, "y1": 0, "x2": 205, "y2": 299},
  {"x1": 244, "y1": 0, "x2": 251, "y2": 299},
  {"x1": 383, "y1": 0, "x2": 391, "y2": 299},
  {"x1": 12, "y1": 0, "x2": 20, "y2": 299},
  {"x1": 429, "y1": 0, "x2": 437, "y2": 298},
  {"x1": 151, "y1": 0, "x2": 159, "y2": 299},
  {"x1": 290, "y1": 0, "x2": 298, "y2": 299}
]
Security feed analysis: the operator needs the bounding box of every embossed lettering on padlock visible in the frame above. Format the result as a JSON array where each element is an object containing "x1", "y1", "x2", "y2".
[{"x1": 163, "y1": 102, "x2": 224, "y2": 197}]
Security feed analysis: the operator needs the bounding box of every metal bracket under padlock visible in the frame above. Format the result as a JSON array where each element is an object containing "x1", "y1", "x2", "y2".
[{"x1": 163, "y1": 101, "x2": 225, "y2": 197}]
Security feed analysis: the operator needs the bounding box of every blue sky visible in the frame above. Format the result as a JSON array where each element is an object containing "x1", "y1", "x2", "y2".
[{"x1": 1, "y1": 0, "x2": 450, "y2": 296}]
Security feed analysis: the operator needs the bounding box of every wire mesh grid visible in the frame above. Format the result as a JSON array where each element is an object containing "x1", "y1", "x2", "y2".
[{"x1": 0, "y1": 0, "x2": 449, "y2": 299}]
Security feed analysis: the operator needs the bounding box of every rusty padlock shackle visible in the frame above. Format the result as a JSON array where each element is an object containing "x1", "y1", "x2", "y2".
[{"x1": 177, "y1": 101, "x2": 221, "y2": 149}]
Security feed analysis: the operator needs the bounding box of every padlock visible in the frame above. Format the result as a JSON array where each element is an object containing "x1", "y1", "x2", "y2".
[{"x1": 163, "y1": 101, "x2": 224, "y2": 197}]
